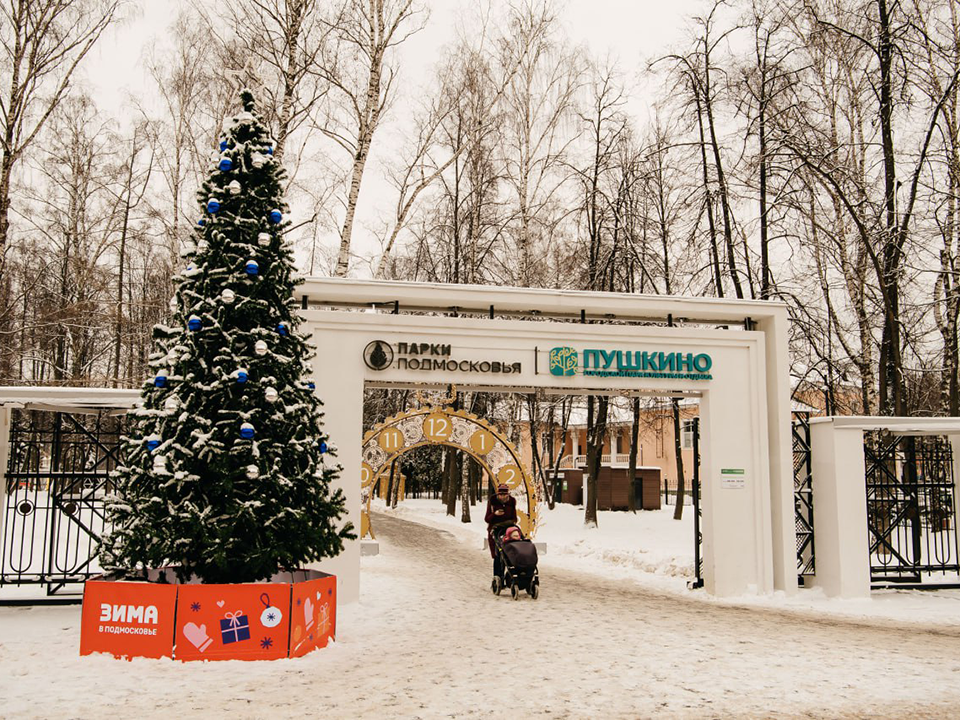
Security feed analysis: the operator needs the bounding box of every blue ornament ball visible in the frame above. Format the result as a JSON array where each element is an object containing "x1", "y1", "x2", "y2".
[
  {"x1": 219, "y1": 140, "x2": 228, "y2": 151},
  {"x1": 266, "y1": 146, "x2": 274, "y2": 155},
  {"x1": 240, "y1": 422, "x2": 255, "y2": 439},
  {"x1": 197, "y1": 217, "x2": 206, "y2": 227},
  {"x1": 269, "y1": 209, "x2": 282, "y2": 223},
  {"x1": 207, "y1": 198, "x2": 220, "y2": 213},
  {"x1": 319, "y1": 441, "x2": 328, "y2": 454},
  {"x1": 245, "y1": 259, "x2": 259, "y2": 276},
  {"x1": 154, "y1": 373, "x2": 167, "y2": 388},
  {"x1": 277, "y1": 322, "x2": 288, "y2": 336},
  {"x1": 308, "y1": 381, "x2": 316, "y2": 390},
  {"x1": 146, "y1": 435, "x2": 161, "y2": 451},
  {"x1": 219, "y1": 157, "x2": 233, "y2": 172},
  {"x1": 236, "y1": 369, "x2": 248, "y2": 383},
  {"x1": 188, "y1": 315, "x2": 202, "y2": 331}
]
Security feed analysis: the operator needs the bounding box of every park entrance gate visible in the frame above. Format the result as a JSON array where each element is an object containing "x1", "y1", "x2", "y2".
[{"x1": 300, "y1": 277, "x2": 794, "y2": 602}]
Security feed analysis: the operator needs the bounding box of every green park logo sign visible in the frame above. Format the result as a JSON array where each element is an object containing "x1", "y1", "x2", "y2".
[{"x1": 548, "y1": 347, "x2": 712, "y2": 380}]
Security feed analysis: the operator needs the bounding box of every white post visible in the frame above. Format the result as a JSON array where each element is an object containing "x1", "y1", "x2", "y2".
[
  {"x1": 755, "y1": 310, "x2": 797, "y2": 595},
  {"x1": 950, "y1": 435, "x2": 960, "y2": 552},
  {"x1": 309, "y1": 332, "x2": 363, "y2": 604},
  {"x1": 808, "y1": 420, "x2": 870, "y2": 598}
]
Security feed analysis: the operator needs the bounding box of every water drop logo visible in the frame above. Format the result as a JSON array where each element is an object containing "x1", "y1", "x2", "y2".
[
  {"x1": 363, "y1": 340, "x2": 394, "y2": 371},
  {"x1": 549, "y1": 347, "x2": 578, "y2": 376}
]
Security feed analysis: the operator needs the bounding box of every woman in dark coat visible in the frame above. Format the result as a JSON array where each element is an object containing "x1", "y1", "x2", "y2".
[{"x1": 485, "y1": 483, "x2": 517, "y2": 578}]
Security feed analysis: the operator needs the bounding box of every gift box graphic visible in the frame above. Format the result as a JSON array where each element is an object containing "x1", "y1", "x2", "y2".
[{"x1": 220, "y1": 611, "x2": 251, "y2": 645}]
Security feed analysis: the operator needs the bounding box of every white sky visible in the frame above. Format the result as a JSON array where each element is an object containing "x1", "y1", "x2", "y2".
[
  {"x1": 79, "y1": 0, "x2": 706, "y2": 273},
  {"x1": 85, "y1": 0, "x2": 704, "y2": 112}
]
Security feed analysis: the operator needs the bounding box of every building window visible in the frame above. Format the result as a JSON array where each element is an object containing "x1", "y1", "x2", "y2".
[{"x1": 681, "y1": 419, "x2": 696, "y2": 449}]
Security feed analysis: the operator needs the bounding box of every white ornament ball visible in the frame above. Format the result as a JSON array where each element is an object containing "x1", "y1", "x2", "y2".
[
  {"x1": 252, "y1": 153, "x2": 265, "y2": 168},
  {"x1": 221, "y1": 288, "x2": 236, "y2": 304},
  {"x1": 254, "y1": 340, "x2": 268, "y2": 355},
  {"x1": 164, "y1": 396, "x2": 179, "y2": 412},
  {"x1": 153, "y1": 455, "x2": 166, "y2": 469},
  {"x1": 228, "y1": 179, "x2": 241, "y2": 195},
  {"x1": 246, "y1": 464, "x2": 259, "y2": 479},
  {"x1": 258, "y1": 232, "x2": 271, "y2": 246},
  {"x1": 265, "y1": 387, "x2": 279, "y2": 403}
]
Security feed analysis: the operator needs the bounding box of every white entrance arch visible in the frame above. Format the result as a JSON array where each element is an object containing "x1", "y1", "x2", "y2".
[{"x1": 301, "y1": 278, "x2": 794, "y2": 603}]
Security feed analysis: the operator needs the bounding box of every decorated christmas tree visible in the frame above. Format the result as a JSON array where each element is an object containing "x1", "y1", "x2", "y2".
[{"x1": 101, "y1": 90, "x2": 354, "y2": 584}]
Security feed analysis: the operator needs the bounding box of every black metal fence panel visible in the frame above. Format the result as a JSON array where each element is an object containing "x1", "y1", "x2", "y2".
[
  {"x1": 691, "y1": 418, "x2": 703, "y2": 589},
  {"x1": 1, "y1": 410, "x2": 123, "y2": 598},
  {"x1": 865, "y1": 432, "x2": 960, "y2": 586},
  {"x1": 793, "y1": 414, "x2": 815, "y2": 579}
]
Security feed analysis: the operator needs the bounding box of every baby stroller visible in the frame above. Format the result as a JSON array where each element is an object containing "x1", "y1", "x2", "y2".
[{"x1": 490, "y1": 526, "x2": 540, "y2": 600}]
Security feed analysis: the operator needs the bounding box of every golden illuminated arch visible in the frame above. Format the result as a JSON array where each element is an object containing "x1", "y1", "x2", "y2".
[{"x1": 360, "y1": 404, "x2": 539, "y2": 539}]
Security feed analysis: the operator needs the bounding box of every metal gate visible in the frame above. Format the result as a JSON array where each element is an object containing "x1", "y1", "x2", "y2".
[
  {"x1": 691, "y1": 417, "x2": 703, "y2": 589},
  {"x1": 793, "y1": 413, "x2": 815, "y2": 581},
  {"x1": 1, "y1": 410, "x2": 123, "y2": 601},
  {"x1": 865, "y1": 431, "x2": 960, "y2": 587}
]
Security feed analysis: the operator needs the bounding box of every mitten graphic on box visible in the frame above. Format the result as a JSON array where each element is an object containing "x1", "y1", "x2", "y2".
[
  {"x1": 183, "y1": 622, "x2": 214, "y2": 652},
  {"x1": 304, "y1": 597, "x2": 315, "y2": 630}
]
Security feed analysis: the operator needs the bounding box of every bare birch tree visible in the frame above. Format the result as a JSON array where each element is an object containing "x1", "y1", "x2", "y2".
[{"x1": 314, "y1": 0, "x2": 426, "y2": 278}]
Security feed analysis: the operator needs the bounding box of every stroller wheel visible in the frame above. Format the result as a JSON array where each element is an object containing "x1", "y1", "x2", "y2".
[
  {"x1": 510, "y1": 583, "x2": 520, "y2": 601},
  {"x1": 530, "y1": 581, "x2": 540, "y2": 600}
]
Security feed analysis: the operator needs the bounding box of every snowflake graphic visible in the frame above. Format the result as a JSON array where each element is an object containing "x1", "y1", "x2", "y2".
[
  {"x1": 190, "y1": 602, "x2": 201, "y2": 612},
  {"x1": 260, "y1": 637, "x2": 273, "y2": 650},
  {"x1": 296, "y1": 598, "x2": 301, "y2": 606},
  {"x1": 266, "y1": 611, "x2": 277, "y2": 623}
]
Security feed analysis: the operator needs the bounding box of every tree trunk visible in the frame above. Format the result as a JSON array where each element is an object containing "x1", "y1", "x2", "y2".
[
  {"x1": 460, "y1": 457, "x2": 471, "y2": 523},
  {"x1": 445, "y1": 447, "x2": 457, "y2": 517},
  {"x1": 694, "y1": 83, "x2": 724, "y2": 297},
  {"x1": 703, "y1": 57, "x2": 743, "y2": 299},
  {"x1": 584, "y1": 394, "x2": 608, "y2": 528}
]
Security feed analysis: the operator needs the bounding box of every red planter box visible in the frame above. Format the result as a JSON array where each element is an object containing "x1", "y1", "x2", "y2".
[{"x1": 80, "y1": 569, "x2": 336, "y2": 661}]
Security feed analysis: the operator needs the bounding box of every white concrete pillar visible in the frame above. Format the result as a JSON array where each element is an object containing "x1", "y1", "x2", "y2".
[
  {"x1": 808, "y1": 420, "x2": 870, "y2": 598},
  {"x1": 309, "y1": 329, "x2": 363, "y2": 604},
  {"x1": 949, "y1": 435, "x2": 960, "y2": 548},
  {"x1": 755, "y1": 311, "x2": 797, "y2": 595}
]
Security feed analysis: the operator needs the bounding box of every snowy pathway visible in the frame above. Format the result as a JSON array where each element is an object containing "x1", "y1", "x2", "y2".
[{"x1": 2, "y1": 513, "x2": 960, "y2": 718}]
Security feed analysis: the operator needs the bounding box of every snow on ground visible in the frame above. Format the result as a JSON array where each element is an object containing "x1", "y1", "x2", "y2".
[
  {"x1": 377, "y1": 497, "x2": 960, "y2": 626},
  {"x1": 2, "y1": 501, "x2": 960, "y2": 718}
]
